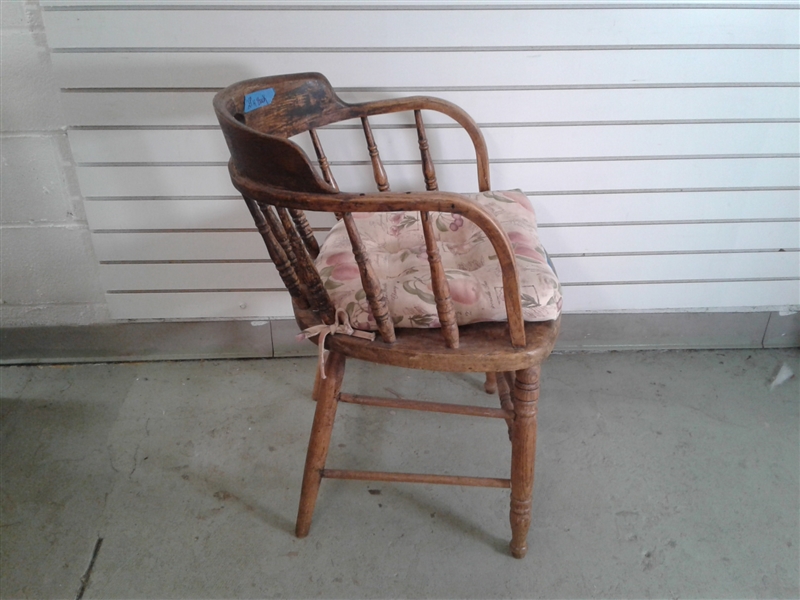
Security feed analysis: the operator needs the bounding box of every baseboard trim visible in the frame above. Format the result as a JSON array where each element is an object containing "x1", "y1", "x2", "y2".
[{"x1": 1, "y1": 312, "x2": 797, "y2": 365}]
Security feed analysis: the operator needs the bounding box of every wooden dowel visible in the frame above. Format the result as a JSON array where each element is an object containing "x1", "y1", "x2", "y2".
[
  {"x1": 342, "y1": 212, "x2": 395, "y2": 343},
  {"x1": 309, "y1": 128, "x2": 339, "y2": 191},
  {"x1": 339, "y1": 393, "x2": 512, "y2": 420},
  {"x1": 262, "y1": 204, "x2": 297, "y2": 264},
  {"x1": 415, "y1": 110, "x2": 438, "y2": 191},
  {"x1": 289, "y1": 208, "x2": 320, "y2": 259},
  {"x1": 361, "y1": 117, "x2": 390, "y2": 192},
  {"x1": 322, "y1": 469, "x2": 511, "y2": 489},
  {"x1": 495, "y1": 371, "x2": 515, "y2": 440},
  {"x1": 420, "y1": 210, "x2": 458, "y2": 348}
]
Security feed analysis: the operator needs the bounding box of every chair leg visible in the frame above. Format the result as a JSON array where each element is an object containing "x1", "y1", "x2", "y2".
[
  {"x1": 484, "y1": 372, "x2": 497, "y2": 394},
  {"x1": 509, "y1": 365, "x2": 540, "y2": 559},
  {"x1": 311, "y1": 367, "x2": 323, "y2": 402},
  {"x1": 495, "y1": 371, "x2": 514, "y2": 440},
  {"x1": 296, "y1": 350, "x2": 346, "y2": 538}
]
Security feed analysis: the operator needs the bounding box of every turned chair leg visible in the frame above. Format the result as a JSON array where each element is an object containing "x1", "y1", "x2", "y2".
[
  {"x1": 495, "y1": 371, "x2": 515, "y2": 440},
  {"x1": 296, "y1": 350, "x2": 346, "y2": 537},
  {"x1": 484, "y1": 371, "x2": 497, "y2": 394},
  {"x1": 311, "y1": 367, "x2": 323, "y2": 402},
  {"x1": 509, "y1": 365, "x2": 540, "y2": 559}
]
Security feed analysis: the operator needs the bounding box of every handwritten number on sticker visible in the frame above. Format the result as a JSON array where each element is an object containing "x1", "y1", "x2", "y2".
[{"x1": 244, "y1": 88, "x2": 276, "y2": 113}]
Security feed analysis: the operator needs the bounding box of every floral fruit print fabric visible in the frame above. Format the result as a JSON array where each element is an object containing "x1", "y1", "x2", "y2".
[{"x1": 315, "y1": 190, "x2": 563, "y2": 331}]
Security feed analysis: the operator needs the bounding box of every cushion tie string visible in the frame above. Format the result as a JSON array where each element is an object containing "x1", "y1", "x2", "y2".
[{"x1": 298, "y1": 309, "x2": 376, "y2": 379}]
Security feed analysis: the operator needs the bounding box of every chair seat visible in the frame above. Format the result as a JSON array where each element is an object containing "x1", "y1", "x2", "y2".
[
  {"x1": 316, "y1": 189, "x2": 563, "y2": 331},
  {"x1": 293, "y1": 304, "x2": 561, "y2": 372}
]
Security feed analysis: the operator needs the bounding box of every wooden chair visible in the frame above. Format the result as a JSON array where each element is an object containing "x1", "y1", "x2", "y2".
[{"x1": 214, "y1": 73, "x2": 562, "y2": 558}]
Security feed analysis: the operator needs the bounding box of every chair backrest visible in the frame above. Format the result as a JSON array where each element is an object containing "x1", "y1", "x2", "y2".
[{"x1": 214, "y1": 73, "x2": 527, "y2": 349}]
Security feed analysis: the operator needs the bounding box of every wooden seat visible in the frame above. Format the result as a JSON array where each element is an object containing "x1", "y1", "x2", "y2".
[{"x1": 214, "y1": 73, "x2": 561, "y2": 558}]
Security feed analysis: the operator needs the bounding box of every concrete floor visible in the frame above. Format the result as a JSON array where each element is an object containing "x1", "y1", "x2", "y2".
[{"x1": 1, "y1": 349, "x2": 798, "y2": 599}]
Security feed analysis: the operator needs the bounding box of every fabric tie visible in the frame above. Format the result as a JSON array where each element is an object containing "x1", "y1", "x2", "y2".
[{"x1": 298, "y1": 309, "x2": 376, "y2": 379}]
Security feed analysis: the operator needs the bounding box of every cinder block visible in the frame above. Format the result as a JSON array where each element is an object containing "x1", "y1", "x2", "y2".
[
  {"x1": 0, "y1": 226, "x2": 106, "y2": 305},
  {"x1": 0, "y1": 29, "x2": 65, "y2": 132},
  {"x1": 0, "y1": 320, "x2": 274, "y2": 363},
  {"x1": 1, "y1": 1, "x2": 28, "y2": 30},
  {"x1": 1, "y1": 135, "x2": 73, "y2": 224}
]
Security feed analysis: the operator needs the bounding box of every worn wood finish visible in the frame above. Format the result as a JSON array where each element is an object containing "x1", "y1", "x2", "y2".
[
  {"x1": 261, "y1": 203, "x2": 298, "y2": 266},
  {"x1": 495, "y1": 370, "x2": 515, "y2": 439},
  {"x1": 509, "y1": 366, "x2": 540, "y2": 559},
  {"x1": 361, "y1": 116, "x2": 390, "y2": 192},
  {"x1": 289, "y1": 208, "x2": 320, "y2": 259},
  {"x1": 323, "y1": 469, "x2": 511, "y2": 489},
  {"x1": 308, "y1": 128, "x2": 338, "y2": 192},
  {"x1": 294, "y1": 304, "x2": 558, "y2": 373},
  {"x1": 277, "y1": 207, "x2": 335, "y2": 324},
  {"x1": 415, "y1": 110, "x2": 438, "y2": 192},
  {"x1": 215, "y1": 73, "x2": 560, "y2": 558},
  {"x1": 296, "y1": 350, "x2": 346, "y2": 538},
  {"x1": 420, "y1": 210, "x2": 459, "y2": 348},
  {"x1": 243, "y1": 197, "x2": 307, "y2": 308},
  {"x1": 339, "y1": 393, "x2": 512, "y2": 420},
  {"x1": 342, "y1": 212, "x2": 396, "y2": 344},
  {"x1": 484, "y1": 372, "x2": 498, "y2": 394}
]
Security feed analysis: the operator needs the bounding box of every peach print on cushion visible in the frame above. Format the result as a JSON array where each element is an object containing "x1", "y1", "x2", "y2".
[{"x1": 316, "y1": 189, "x2": 562, "y2": 331}]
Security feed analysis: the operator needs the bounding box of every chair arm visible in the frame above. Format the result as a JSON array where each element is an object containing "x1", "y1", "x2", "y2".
[{"x1": 230, "y1": 167, "x2": 526, "y2": 347}]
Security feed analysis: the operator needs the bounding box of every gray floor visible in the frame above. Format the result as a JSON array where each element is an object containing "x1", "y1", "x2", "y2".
[{"x1": 1, "y1": 349, "x2": 798, "y2": 599}]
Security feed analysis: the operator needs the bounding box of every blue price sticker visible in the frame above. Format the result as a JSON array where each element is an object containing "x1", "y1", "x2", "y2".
[{"x1": 244, "y1": 88, "x2": 276, "y2": 113}]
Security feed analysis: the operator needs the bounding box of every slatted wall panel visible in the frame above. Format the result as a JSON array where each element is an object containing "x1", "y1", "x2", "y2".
[{"x1": 41, "y1": 1, "x2": 800, "y2": 320}]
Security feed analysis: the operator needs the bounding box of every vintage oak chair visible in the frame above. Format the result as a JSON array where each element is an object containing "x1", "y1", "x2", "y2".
[{"x1": 214, "y1": 73, "x2": 562, "y2": 558}]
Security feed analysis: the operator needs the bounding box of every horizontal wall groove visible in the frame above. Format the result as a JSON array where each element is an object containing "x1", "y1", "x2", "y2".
[
  {"x1": 50, "y1": 44, "x2": 800, "y2": 53},
  {"x1": 59, "y1": 82, "x2": 800, "y2": 93},
  {"x1": 327, "y1": 118, "x2": 800, "y2": 128},
  {"x1": 85, "y1": 196, "x2": 242, "y2": 202},
  {"x1": 89, "y1": 219, "x2": 799, "y2": 234},
  {"x1": 524, "y1": 186, "x2": 800, "y2": 196},
  {"x1": 103, "y1": 278, "x2": 800, "y2": 294},
  {"x1": 550, "y1": 248, "x2": 800, "y2": 258},
  {"x1": 539, "y1": 218, "x2": 800, "y2": 228},
  {"x1": 562, "y1": 277, "x2": 800, "y2": 286},
  {"x1": 40, "y1": 3, "x2": 800, "y2": 11},
  {"x1": 83, "y1": 186, "x2": 800, "y2": 202},
  {"x1": 66, "y1": 118, "x2": 800, "y2": 132},
  {"x1": 75, "y1": 154, "x2": 800, "y2": 168},
  {"x1": 95, "y1": 249, "x2": 799, "y2": 266},
  {"x1": 100, "y1": 260, "x2": 271, "y2": 265},
  {"x1": 93, "y1": 228, "x2": 255, "y2": 234},
  {"x1": 106, "y1": 288, "x2": 285, "y2": 294}
]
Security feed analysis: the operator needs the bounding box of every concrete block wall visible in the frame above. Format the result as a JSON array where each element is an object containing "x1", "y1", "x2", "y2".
[{"x1": 0, "y1": 0, "x2": 109, "y2": 327}]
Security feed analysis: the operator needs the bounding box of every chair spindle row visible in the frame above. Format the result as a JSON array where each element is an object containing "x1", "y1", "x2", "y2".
[
  {"x1": 301, "y1": 111, "x2": 464, "y2": 348},
  {"x1": 245, "y1": 196, "x2": 336, "y2": 325}
]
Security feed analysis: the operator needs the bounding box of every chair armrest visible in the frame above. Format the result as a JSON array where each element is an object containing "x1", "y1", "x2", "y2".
[{"x1": 230, "y1": 167, "x2": 526, "y2": 347}]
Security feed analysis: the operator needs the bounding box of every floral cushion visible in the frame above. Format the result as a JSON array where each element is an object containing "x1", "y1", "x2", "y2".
[{"x1": 315, "y1": 189, "x2": 562, "y2": 331}]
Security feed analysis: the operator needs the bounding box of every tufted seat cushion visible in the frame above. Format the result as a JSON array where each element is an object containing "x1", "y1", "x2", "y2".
[{"x1": 315, "y1": 189, "x2": 562, "y2": 331}]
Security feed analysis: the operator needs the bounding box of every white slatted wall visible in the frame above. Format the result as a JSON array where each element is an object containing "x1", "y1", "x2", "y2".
[{"x1": 41, "y1": 1, "x2": 800, "y2": 321}]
